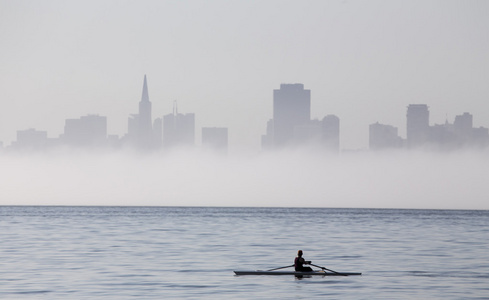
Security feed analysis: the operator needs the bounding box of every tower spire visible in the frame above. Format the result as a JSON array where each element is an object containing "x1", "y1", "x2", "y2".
[
  {"x1": 141, "y1": 74, "x2": 149, "y2": 102},
  {"x1": 173, "y1": 100, "x2": 178, "y2": 115}
]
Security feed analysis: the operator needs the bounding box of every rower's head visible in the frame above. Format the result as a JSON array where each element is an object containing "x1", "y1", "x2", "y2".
[{"x1": 297, "y1": 250, "x2": 303, "y2": 257}]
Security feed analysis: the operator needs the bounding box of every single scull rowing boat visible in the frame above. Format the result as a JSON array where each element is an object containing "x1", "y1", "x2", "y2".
[{"x1": 234, "y1": 270, "x2": 362, "y2": 276}]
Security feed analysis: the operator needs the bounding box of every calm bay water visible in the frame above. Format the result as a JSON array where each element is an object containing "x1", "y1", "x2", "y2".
[{"x1": 1, "y1": 206, "x2": 488, "y2": 299}]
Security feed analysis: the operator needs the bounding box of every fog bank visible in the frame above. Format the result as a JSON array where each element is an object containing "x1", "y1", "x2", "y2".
[{"x1": 1, "y1": 150, "x2": 488, "y2": 210}]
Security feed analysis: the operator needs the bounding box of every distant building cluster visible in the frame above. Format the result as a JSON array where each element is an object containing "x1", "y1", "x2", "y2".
[
  {"x1": 1, "y1": 78, "x2": 488, "y2": 154},
  {"x1": 261, "y1": 84, "x2": 339, "y2": 152},
  {"x1": 4, "y1": 76, "x2": 228, "y2": 154},
  {"x1": 370, "y1": 104, "x2": 489, "y2": 151}
]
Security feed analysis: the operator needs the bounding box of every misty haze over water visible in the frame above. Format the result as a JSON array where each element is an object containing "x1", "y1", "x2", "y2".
[
  {"x1": 2, "y1": 77, "x2": 488, "y2": 210},
  {"x1": 1, "y1": 3, "x2": 488, "y2": 299},
  {"x1": 1, "y1": 1, "x2": 488, "y2": 210},
  {"x1": 1, "y1": 148, "x2": 488, "y2": 210}
]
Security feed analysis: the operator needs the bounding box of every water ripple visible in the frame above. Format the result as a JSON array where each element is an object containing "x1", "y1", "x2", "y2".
[{"x1": 1, "y1": 206, "x2": 488, "y2": 299}]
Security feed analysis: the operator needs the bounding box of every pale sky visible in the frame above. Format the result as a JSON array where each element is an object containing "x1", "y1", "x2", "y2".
[{"x1": 1, "y1": 0, "x2": 488, "y2": 153}]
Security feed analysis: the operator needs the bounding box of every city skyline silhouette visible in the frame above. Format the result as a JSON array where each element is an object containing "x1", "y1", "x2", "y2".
[
  {"x1": 2, "y1": 75, "x2": 487, "y2": 153},
  {"x1": 1, "y1": 1, "x2": 488, "y2": 153},
  {"x1": 2, "y1": 8, "x2": 489, "y2": 300}
]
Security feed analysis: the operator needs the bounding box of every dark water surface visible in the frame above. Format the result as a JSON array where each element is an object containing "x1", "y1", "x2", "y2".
[{"x1": 1, "y1": 206, "x2": 488, "y2": 299}]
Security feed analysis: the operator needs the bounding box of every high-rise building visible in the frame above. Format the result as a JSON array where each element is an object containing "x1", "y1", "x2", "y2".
[
  {"x1": 273, "y1": 84, "x2": 311, "y2": 147},
  {"x1": 472, "y1": 127, "x2": 489, "y2": 148},
  {"x1": 163, "y1": 103, "x2": 195, "y2": 148},
  {"x1": 290, "y1": 115, "x2": 340, "y2": 152},
  {"x1": 369, "y1": 122, "x2": 402, "y2": 150},
  {"x1": 430, "y1": 121, "x2": 457, "y2": 150},
  {"x1": 261, "y1": 84, "x2": 340, "y2": 152},
  {"x1": 406, "y1": 104, "x2": 429, "y2": 148},
  {"x1": 138, "y1": 75, "x2": 152, "y2": 140},
  {"x1": 11, "y1": 128, "x2": 49, "y2": 151},
  {"x1": 293, "y1": 122, "x2": 322, "y2": 144},
  {"x1": 127, "y1": 75, "x2": 155, "y2": 149},
  {"x1": 320, "y1": 115, "x2": 340, "y2": 152},
  {"x1": 453, "y1": 112, "x2": 489, "y2": 148},
  {"x1": 62, "y1": 114, "x2": 107, "y2": 147},
  {"x1": 261, "y1": 119, "x2": 274, "y2": 150},
  {"x1": 454, "y1": 112, "x2": 473, "y2": 139}
]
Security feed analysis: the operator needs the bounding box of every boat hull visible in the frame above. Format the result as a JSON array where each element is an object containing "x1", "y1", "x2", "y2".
[{"x1": 234, "y1": 270, "x2": 362, "y2": 276}]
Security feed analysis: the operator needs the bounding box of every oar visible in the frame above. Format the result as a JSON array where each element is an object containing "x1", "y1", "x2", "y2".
[
  {"x1": 310, "y1": 263, "x2": 347, "y2": 276},
  {"x1": 266, "y1": 264, "x2": 294, "y2": 271}
]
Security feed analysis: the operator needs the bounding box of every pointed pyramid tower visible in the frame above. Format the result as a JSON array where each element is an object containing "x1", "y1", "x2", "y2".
[
  {"x1": 141, "y1": 74, "x2": 149, "y2": 103},
  {"x1": 138, "y1": 75, "x2": 153, "y2": 146}
]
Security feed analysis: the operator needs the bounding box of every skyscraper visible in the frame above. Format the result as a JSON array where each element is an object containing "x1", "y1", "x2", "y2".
[
  {"x1": 63, "y1": 114, "x2": 107, "y2": 147},
  {"x1": 11, "y1": 128, "x2": 49, "y2": 151},
  {"x1": 406, "y1": 104, "x2": 429, "y2": 148},
  {"x1": 163, "y1": 102, "x2": 195, "y2": 148},
  {"x1": 138, "y1": 75, "x2": 153, "y2": 145},
  {"x1": 369, "y1": 122, "x2": 402, "y2": 150},
  {"x1": 126, "y1": 75, "x2": 154, "y2": 149},
  {"x1": 139, "y1": 75, "x2": 153, "y2": 136},
  {"x1": 261, "y1": 119, "x2": 274, "y2": 150},
  {"x1": 321, "y1": 115, "x2": 340, "y2": 152},
  {"x1": 273, "y1": 84, "x2": 311, "y2": 147},
  {"x1": 454, "y1": 112, "x2": 473, "y2": 137}
]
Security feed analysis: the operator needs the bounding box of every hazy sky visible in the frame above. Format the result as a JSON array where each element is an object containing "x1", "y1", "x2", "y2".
[{"x1": 1, "y1": 0, "x2": 488, "y2": 152}]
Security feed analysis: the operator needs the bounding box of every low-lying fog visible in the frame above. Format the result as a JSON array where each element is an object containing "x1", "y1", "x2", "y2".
[{"x1": 1, "y1": 149, "x2": 488, "y2": 210}]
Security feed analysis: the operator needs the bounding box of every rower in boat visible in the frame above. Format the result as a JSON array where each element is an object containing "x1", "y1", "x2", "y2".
[
  {"x1": 294, "y1": 250, "x2": 313, "y2": 272},
  {"x1": 233, "y1": 254, "x2": 362, "y2": 276},
  {"x1": 233, "y1": 250, "x2": 362, "y2": 276}
]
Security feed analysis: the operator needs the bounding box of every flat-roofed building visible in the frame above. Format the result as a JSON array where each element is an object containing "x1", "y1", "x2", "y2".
[
  {"x1": 407, "y1": 104, "x2": 430, "y2": 148},
  {"x1": 369, "y1": 122, "x2": 403, "y2": 150},
  {"x1": 62, "y1": 114, "x2": 107, "y2": 147},
  {"x1": 163, "y1": 110, "x2": 195, "y2": 149}
]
